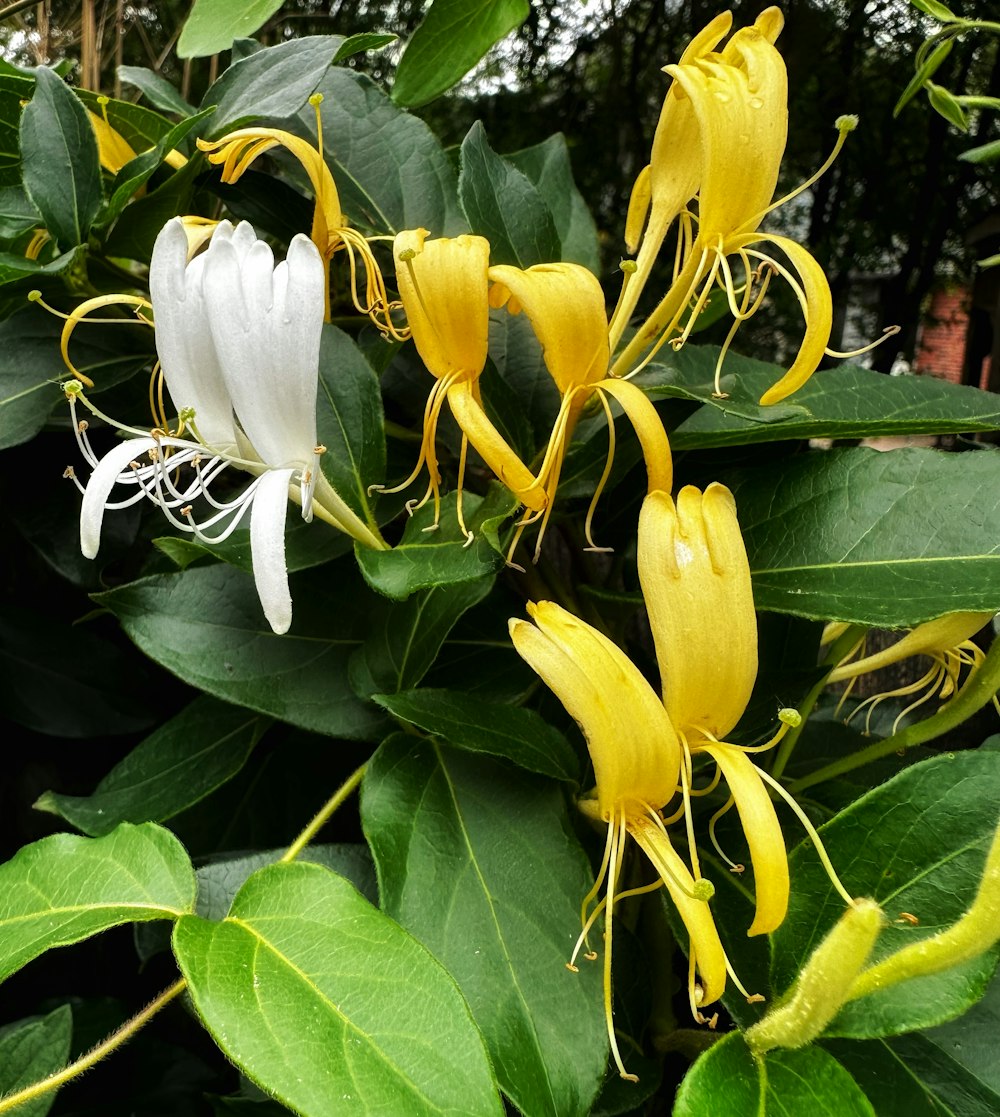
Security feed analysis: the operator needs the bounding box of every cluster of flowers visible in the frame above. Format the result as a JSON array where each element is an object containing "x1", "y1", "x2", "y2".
[{"x1": 57, "y1": 6, "x2": 995, "y2": 1080}]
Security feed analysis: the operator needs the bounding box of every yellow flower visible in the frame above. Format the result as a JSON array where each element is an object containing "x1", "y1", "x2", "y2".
[
  {"x1": 488, "y1": 261, "x2": 672, "y2": 559},
  {"x1": 379, "y1": 228, "x2": 547, "y2": 536},
  {"x1": 611, "y1": 9, "x2": 855, "y2": 406},
  {"x1": 510, "y1": 483, "x2": 854, "y2": 1079},
  {"x1": 88, "y1": 99, "x2": 188, "y2": 174}
]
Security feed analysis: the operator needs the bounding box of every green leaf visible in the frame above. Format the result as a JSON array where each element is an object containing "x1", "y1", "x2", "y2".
[
  {"x1": 118, "y1": 66, "x2": 196, "y2": 116},
  {"x1": 310, "y1": 67, "x2": 463, "y2": 235},
  {"x1": 894, "y1": 39, "x2": 953, "y2": 117},
  {"x1": 202, "y1": 37, "x2": 341, "y2": 136},
  {"x1": 0, "y1": 245, "x2": 85, "y2": 287},
  {"x1": 0, "y1": 73, "x2": 34, "y2": 187},
  {"x1": 334, "y1": 32, "x2": 397, "y2": 62},
  {"x1": 356, "y1": 487, "x2": 515, "y2": 599},
  {"x1": 316, "y1": 323, "x2": 384, "y2": 527},
  {"x1": 94, "y1": 563, "x2": 388, "y2": 740},
  {"x1": 349, "y1": 577, "x2": 493, "y2": 697},
  {"x1": 179, "y1": 0, "x2": 286, "y2": 58},
  {"x1": 508, "y1": 134, "x2": 600, "y2": 273},
  {"x1": 392, "y1": 0, "x2": 529, "y2": 108},
  {"x1": 74, "y1": 89, "x2": 175, "y2": 152},
  {"x1": 173, "y1": 861, "x2": 504, "y2": 1117},
  {"x1": 35, "y1": 696, "x2": 266, "y2": 836},
  {"x1": 459, "y1": 121, "x2": 561, "y2": 267},
  {"x1": 0, "y1": 184, "x2": 40, "y2": 238},
  {"x1": 674, "y1": 1032, "x2": 875, "y2": 1116},
  {"x1": 731, "y1": 446, "x2": 1000, "y2": 625},
  {"x1": 926, "y1": 81, "x2": 968, "y2": 130},
  {"x1": 0, "y1": 1006, "x2": 73, "y2": 1117},
  {"x1": 373, "y1": 687, "x2": 580, "y2": 781},
  {"x1": 362, "y1": 735, "x2": 607, "y2": 1117},
  {"x1": 960, "y1": 137, "x2": 1000, "y2": 165},
  {"x1": 0, "y1": 823, "x2": 195, "y2": 983},
  {"x1": 101, "y1": 151, "x2": 202, "y2": 262},
  {"x1": 642, "y1": 347, "x2": 1000, "y2": 448},
  {"x1": 19, "y1": 67, "x2": 101, "y2": 248},
  {"x1": 910, "y1": 0, "x2": 957, "y2": 21},
  {"x1": 773, "y1": 751, "x2": 1000, "y2": 1038}
]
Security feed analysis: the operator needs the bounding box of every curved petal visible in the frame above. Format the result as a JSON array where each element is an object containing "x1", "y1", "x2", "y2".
[
  {"x1": 596, "y1": 379, "x2": 673, "y2": 494},
  {"x1": 509, "y1": 601, "x2": 680, "y2": 815},
  {"x1": 487, "y1": 263, "x2": 610, "y2": 394},
  {"x1": 250, "y1": 467, "x2": 296, "y2": 635},
  {"x1": 700, "y1": 744, "x2": 789, "y2": 935},
  {"x1": 628, "y1": 815, "x2": 727, "y2": 1006},
  {"x1": 88, "y1": 111, "x2": 137, "y2": 173},
  {"x1": 638, "y1": 484, "x2": 756, "y2": 738},
  {"x1": 394, "y1": 229, "x2": 490, "y2": 379},
  {"x1": 80, "y1": 437, "x2": 157, "y2": 558}
]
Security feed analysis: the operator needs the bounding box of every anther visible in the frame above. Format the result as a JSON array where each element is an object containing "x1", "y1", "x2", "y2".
[
  {"x1": 314, "y1": 444, "x2": 327, "y2": 455},
  {"x1": 77, "y1": 420, "x2": 89, "y2": 432},
  {"x1": 746, "y1": 993, "x2": 765, "y2": 1004},
  {"x1": 897, "y1": 912, "x2": 920, "y2": 925},
  {"x1": 729, "y1": 863, "x2": 745, "y2": 874},
  {"x1": 181, "y1": 505, "x2": 193, "y2": 517},
  {"x1": 62, "y1": 466, "x2": 75, "y2": 479},
  {"x1": 565, "y1": 962, "x2": 579, "y2": 973},
  {"x1": 583, "y1": 950, "x2": 598, "y2": 962}
]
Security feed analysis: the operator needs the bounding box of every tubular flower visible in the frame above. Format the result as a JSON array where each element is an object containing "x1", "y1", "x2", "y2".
[
  {"x1": 197, "y1": 105, "x2": 403, "y2": 335},
  {"x1": 824, "y1": 611, "x2": 997, "y2": 733},
  {"x1": 379, "y1": 228, "x2": 547, "y2": 538},
  {"x1": 66, "y1": 217, "x2": 385, "y2": 634},
  {"x1": 611, "y1": 8, "x2": 854, "y2": 405},
  {"x1": 488, "y1": 261, "x2": 672, "y2": 558},
  {"x1": 510, "y1": 483, "x2": 854, "y2": 1080},
  {"x1": 88, "y1": 98, "x2": 187, "y2": 174}
]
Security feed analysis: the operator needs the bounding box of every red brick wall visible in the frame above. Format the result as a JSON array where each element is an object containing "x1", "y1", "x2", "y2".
[{"x1": 913, "y1": 288, "x2": 970, "y2": 385}]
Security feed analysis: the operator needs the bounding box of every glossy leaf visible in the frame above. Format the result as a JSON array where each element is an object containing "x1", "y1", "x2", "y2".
[
  {"x1": 35, "y1": 696, "x2": 266, "y2": 836},
  {"x1": 459, "y1": 121, "x2": 561, "y2": 267},
  {"x1": 674, "y1": 1032, "x2": 875, "y2": 1116},
  {"x1": 0, "y1": 184, "x2": 41, "y2": 238},
  {"x1": 118, "y1": 66, "x2": 196, "y2": 116},
  {"x1": 731, "y1": 446, "x2": 1000, "y2": 625},
  {"x1": 773, "y1": 751, "x2": 1000, "y2": 1038},
  {"x1": 75, "y1": 89, "x2": 176, "y2": 151},
  {"x1": 362, "y1": 735, "x2": 607, "y2": 1117},
  {"x1": 373, "y1": 687, "x2": 580, "y2": 781},
  {"x1": 0, "y1": 823, "x2": 195, "y2": 983},
  {"x1": 19, "y1": 67, "x2": 101, "y2": 248},
  {"x1": 0, "y1": 74, "x2": 33, "y2": 187},
  {"x1": 179, "y1": 0, "x2": 286, "y2": 57},
  {"x1": 173, "y1": 861, "x2": 504, "y2": 1117},
  {"x1": 392, "y1": 0, "x2": 529, "y2": 108},
  {"x1": 94, "y1": 563, "x2": 388, "y2": 740},
  {"x1": 311, "y1": 67, "x2": 463, "y2": 235},
  {"x1": 0, "y1": 1005, "x2": 73, "y2": 1117}
]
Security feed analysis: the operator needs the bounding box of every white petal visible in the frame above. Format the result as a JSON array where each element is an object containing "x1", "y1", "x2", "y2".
[
  {"x1": 250, "y1": 468, "x2": 295, "y2": 634},
  {"x1": 80, "y1": 437, "x2": 157, "y2": 558}
]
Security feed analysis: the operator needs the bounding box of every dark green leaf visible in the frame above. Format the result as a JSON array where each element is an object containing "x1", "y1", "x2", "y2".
[
  {"x1": 960, "y1": 137, "x2": 1000, "y2": 165},
  {"x1": 0, "y1": 184, "x2": 40, "y2": 238},
  {"x1": 179, "y1": 0, "x2": 286, "y2": 58},
  {"x1": 75, "y1": 89, "x2": 175, "y2": 152},
  {"x1": 0, "y1": 245, "x2": 84, "y2": 287},
  {"x1": 508, "y1": 134, "x2": 600, "y2": 272},
  {"x1": 311, "y1": 67, "x2": 463, "y2": 235},
  {"x1": 895, "y1": 40, "x2": 953, "y2": 116},
  {"x1": 118, "y1": 66, "x2": 196, "y2": 116},
  {"x1": 316, "y1": 323, "x2": 384, "y2": 528},
  {"x1": 102, "y1": 151, "x2": 203, "y2": 262},
  {"x1": 19, "y1": 68, "x2": 101, "y2": 248},
  {"x1": 674, "y1": 1032, "x2": 875, "y2": 1116},
  {"x1": 0, "y1": 74, "x2": 34, "y2": 187},
  {"x1": 362, "y1": 735, "x2": 607, "y2": 1117},
  {"x1": 356, "y1": 487, "x2": 515, "y2": 599},
  {"x1": 392, "y1": 0, "x2": 529, "y2": 108},
  {"x1": 202, "y1": 37, "x2": 341, "y2": 136},
  {"x1": 0, "y1": 823, "x2": 195, "y2": 983},
  {"x1": 911, "y1": 0, "x2": 957, "y2": 21},
  {"x1": 773, "y1": 751, "x2": 1000, "y2": 1038},
  {"x1": 731, "y1": 446, "x2": 1000, "y2": 625},
  {"x1": 459, "y1": 121, "x2": 561, "y2": 267},
  {"x1": 173, "y1": 861, "x2": 504, "y2": 1117},
  {"x1": 374, "y1": 687, "x2": 580, "y2": 781},
  {"x1": 0, "y1": 1006, "x2": 73, "y2": 1117},
  {"x1": 95, "y1": 563, "x2": 389, "y2": 739},
  {"x1": 35, "y1": 696, "x2": 265, "y2": 835},
  {"x1": 333, "y1": 32, "x2": 397, "y2": 62}
]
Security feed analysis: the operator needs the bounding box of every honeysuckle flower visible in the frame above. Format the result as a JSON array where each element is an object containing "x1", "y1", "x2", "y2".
[
  {"x1": 197, "y1": 99, "x2": 403, "y2": 335},
  {"x1": 611, "y1": 9, "x2": 854, "y2": 406},
  {"x1": 67, "y1": 217, "x2": 385, "y2": 634},
  {"x1": 510, "y1": 483, "x2": 854, "y2": 1079},
  {"x1": 824, "y1": 611, "x2": 997, "y2": 733},
  {"x1": 379, "y1": 228, "x2": 546, "y2": 537},
  {"x1": 487, "y1": 261, "x2": 672, "y2": 558},
  {"x1": 88, "y1": 98, "x2": 188, "y2": 174}
]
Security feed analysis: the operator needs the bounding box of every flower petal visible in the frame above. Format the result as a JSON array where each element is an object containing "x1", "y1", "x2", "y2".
[
  {"x1": 250, "y1": 467, "x2": 296, "y2": 635},
  {"x1": 638, "y1": 484, "x2": 756, "y2": 739},
  {"x1": 509, "y1": 601, "x2": 680, "y2": 814},
  {"x1": 596, "y1": 379, "x2": 673, "y2": 495},
  {"x1": 80, "y1": 437, "x2": 157, "y2": 558}
]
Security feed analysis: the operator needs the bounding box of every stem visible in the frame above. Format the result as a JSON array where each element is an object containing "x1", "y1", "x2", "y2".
[
  {"x1": 0, "y1": 0, "x2": 42, "y2": 21},
  {"x1": 788, "y1": 637, "x2": 1000, "y2": 795},
  {"x1": 0, "y1": 979, "x2": 187, "y2": 1114},
  {"x1": 280, "y1": 763, "x2": 367, "y2": 863}
]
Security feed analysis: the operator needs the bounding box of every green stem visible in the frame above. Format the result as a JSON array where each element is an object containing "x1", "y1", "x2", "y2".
[
  {"x1": 788, "y1": 637, "x2": 1000, "y2": 795},
  {"x1": 0, "y1": 979, "x2": 187, "y2": 1115},
  {"x1": 280, "y1": 762, "x2": 367, "y2": 863}
]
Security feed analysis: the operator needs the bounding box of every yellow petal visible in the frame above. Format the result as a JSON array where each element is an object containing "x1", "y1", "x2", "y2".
[
  {"x1": 624, "y1": 164, "x2": 652, "y2": 255},
  {"x1": 509, "y1": 601, "x2": 680, "y2": 815},
  {"x1": 394, "y1": 229, "x2": 491, "y2": 380},
  {"x1": 446, "y1": 379, "x2": 546, "y2": 511},
  {"x1": 88, "y1": 111, "x2": 137, "y2": 173},
  {"x1": 487, "y1": 263, "x2": 609, "y2": 394},
  {"x1": 700, "y1": 744, "x2": 789, "y2": 935},
  {"x1": 628, "y1": 814, "x2": 727, "y2": 1006},
  {"x1": 638, "y1": 484, "x2": 756, "y2": 738},
  {"x1": 596, "y1": 379, "x2": 672, "y2": 495}
]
